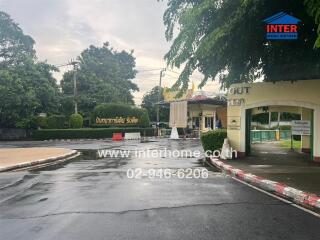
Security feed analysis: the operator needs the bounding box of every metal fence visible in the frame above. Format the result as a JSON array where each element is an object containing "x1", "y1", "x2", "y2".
[{"x1": 251, "y1": 130, "x2": 291, "y2": 143}]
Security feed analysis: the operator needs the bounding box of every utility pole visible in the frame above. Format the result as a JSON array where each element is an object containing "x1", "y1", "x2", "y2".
[
  {"x1": 70, "y1": 60, "x2": 79, "y2": 114},
  {"x1": 156, "y1": 68, "x2": 166, "y2": 136}
]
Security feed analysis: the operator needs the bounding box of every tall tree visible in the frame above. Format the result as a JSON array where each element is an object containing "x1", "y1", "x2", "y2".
[
  {"x1": 141, "y1": 86, "x2": 169, "y2": 122},
  {"x1": 0, "y1": 60, "x2": 60, "y2": 128},
  {"x1": 0, "y1": 11, "x2": 60, "y2": 128},
  {"x1": 0, "y1": 11, "x2": 35, "y2": 68},
  {"x1": 60, "y1": 42, "x2": 138, "y2": 116},
  {"x1": 304, "y1": 0, "x2": 320, "y2": 48},
  {"x1": 162, "y1": 0, "x2": 320, "y2": 91}
]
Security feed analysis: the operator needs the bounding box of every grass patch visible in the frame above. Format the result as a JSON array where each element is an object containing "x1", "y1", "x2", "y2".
[{"x1": 278, "y1": 139, "x2": 301, "y2": 150}]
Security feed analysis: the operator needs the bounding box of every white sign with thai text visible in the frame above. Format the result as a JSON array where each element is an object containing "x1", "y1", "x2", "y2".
[{"x1": 292, "y1": 120, "x2": 311, "y2": 135}]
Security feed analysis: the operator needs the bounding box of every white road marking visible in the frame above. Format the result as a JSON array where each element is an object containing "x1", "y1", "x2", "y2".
[{"x1": 232, "y1": 177, "x2": 320, "y2": 218}]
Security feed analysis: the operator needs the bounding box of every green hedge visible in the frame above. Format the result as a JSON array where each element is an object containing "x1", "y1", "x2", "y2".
[
  {"x1": 32, "y1": 128, "x2": 155, "y2": 140},
  {"x1": 92, "y1": 103, "x2": 149, "y2": 127},
  {"x1": 36, "y1": 116, "x2": 48, "y2": 129},
  {"x1": 200, "y1": 129, "x2": 227, "y2": 152},
  {"x1": 91, "y1": 124, "x2": 145, "y2": 128},
  {"x1": 47, "y1": 115, "x2": 66, "y2": 129},
  {"x1": 92, "y1": 103, "x2": 145, "y2": 119}
]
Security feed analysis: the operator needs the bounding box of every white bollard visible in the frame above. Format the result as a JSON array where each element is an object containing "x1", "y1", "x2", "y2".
[
  {"x1": 220, "y1": 138, "x2": 232, "y2": 160},
  {"x1": 170, "y1": 127, "x2": 179, "y2": 139}
]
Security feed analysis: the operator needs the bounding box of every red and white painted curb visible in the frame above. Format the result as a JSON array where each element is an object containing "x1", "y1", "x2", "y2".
[{"x1": 210, "y1": 157, "x2": 320, "y2": 211}]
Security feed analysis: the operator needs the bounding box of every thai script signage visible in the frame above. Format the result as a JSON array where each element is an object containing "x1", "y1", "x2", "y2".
[
  {"x1": 292, "y1": 120, "x2": 311, "y2": 135},
  {"x1": 96, "y1": 117, "x2": 139, "y2": 125},
  {"x1": 227, "y1": 98, "x2": 245, "y2": 106}
]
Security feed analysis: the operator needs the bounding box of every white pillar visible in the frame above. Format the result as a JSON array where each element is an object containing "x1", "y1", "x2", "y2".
[
  {"x1": 268, "y1": 111, "x2": 272, "y2": 129},
  {"x1": 240, "y1": 107, "x2": 246, "y2": 153},
  {"x1": 200, "y1": 111, "x2": 204, "y2": 133},
  {"x1": 301, "y1": 108, "x2": 311, "y2": 153},
  {"x1": 313, "y1": 107, "x2": 320, "y2": 162}
]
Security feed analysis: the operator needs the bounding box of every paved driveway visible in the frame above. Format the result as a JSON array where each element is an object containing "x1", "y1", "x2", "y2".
[
  {"x1": 0, "y1": 139, "x2": 319, "y2": 240},
  {"x1": 223, "y1": 142, "x2": 320, "y2": 195}
]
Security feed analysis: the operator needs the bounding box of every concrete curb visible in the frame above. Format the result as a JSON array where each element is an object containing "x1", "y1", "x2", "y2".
[
  {"x1": 43, "y1": 139, "x2": 108, "y2": 142},
  {"x1": 209, "y1": 157, "x2": 320, "y2": 211},
  {"x1": 0, "y1": 150, "x2": 78, "y2": 172},
  {"x1": 42, "y1": 138, "x2": 146, "y2": 142}
]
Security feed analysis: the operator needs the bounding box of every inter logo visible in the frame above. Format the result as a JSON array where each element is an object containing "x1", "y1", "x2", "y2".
[{"x1": 263, "y1": 12, "x2": 301, "y2": 40}]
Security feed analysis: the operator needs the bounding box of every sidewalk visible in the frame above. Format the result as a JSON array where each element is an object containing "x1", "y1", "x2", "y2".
[
  {"x1": 0, "y1": 147, "x2": 78, "y2": 172},
  {"x1": 210, "y1": 142, "x2": 320, "y2": 210},
  {"x1": 227, "y1": 142, "x2": 320, "y2": 195}
]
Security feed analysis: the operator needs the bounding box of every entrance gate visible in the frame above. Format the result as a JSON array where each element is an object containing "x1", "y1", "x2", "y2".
[
  {"x1": 244, "y1": 107, "x2": 314, "y2": 161},
  {"x1": 227, "y1": 80, "x2": 320, "y2": 162}
]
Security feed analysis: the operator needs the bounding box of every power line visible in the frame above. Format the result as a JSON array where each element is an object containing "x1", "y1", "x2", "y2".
[
  {"x1": 136, "y1": 72, "x2": 163, "y2": 77},
  {"x1": 165, "y1": 69, "x2": 206, "y2": 81},
  {"x1": 163, "y1": 74, "x2": 206, "y2": 83},
  {"x1": 53, "y1": 60, "x2": 80, "y2": 113},
  {"x1": 164, "y1": 73, "x2": 179, "y2": 79},
  {"x1": 53, "y1": 63, "x2": 74, "y2": 68},
  {"x1": 134, "y1": 79, "x2": 163, "y2": 82},
  {"x1": 166, "y1": 69, "x2": 181, "y2": 75},
  {"x1": 136, "y1": 68, "x2": 164, "y2": 72}
]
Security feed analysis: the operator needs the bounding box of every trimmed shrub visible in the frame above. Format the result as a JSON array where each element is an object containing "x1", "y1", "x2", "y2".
[
  {"x1": 47, "y1": 115, "x2": 66, "y2": 129},
  {"x1": 93, "y1": 103, "x2": 144, "y2": 118},
  {"x1": 139, "y1": 111, "x2": 150, "y2": 128},
  {"x1": 69, "y1": 113, "x2": 83, "y2": 129},
  {"x1": 32, "y1": 128, "x2": 154, "y2": 140},
  {"x1": 36, "y1": 116, "x2": 48, "y2": 129},
  {"x1": 200, "y1": 129, "x2": 227, "y2": 152}
]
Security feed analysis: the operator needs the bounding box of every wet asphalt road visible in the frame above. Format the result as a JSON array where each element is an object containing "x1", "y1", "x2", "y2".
[{"x1": 0, "y1": 139, "x2": 319, "y2": 240}]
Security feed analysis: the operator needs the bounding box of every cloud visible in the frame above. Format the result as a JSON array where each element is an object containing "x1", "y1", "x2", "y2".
[{"x1": 0, "y1": 0, "x2": 220, "y2": 104}]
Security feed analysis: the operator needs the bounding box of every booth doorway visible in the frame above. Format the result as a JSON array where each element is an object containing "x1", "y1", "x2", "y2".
[{"x1": 245, "y1": 106, "x2": 314, "y2": 161}]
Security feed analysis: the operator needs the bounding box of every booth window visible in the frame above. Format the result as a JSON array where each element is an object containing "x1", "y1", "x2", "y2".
[
  {"x1": 205, "y1": 117, "x2": 213, "y2": 129},
  {"x1": 192, "y1": 117, "x2": 200, "y2": 129}
]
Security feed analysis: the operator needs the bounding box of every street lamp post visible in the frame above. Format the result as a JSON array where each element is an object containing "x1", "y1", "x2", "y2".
[
  {"x1": 70, "y1": 60, "x2": 79, "y2": 114},
  {"x1": 156, "y1": 68, "x2": 166, "y2": 136},
  {"x1": 54, "y1": 60, "x2": 80, "y2": 114}
]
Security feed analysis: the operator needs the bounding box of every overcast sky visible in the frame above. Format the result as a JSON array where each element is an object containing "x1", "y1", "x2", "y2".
[{"x1": 0, "y1": 0, "x2": 220, "y2": 104}]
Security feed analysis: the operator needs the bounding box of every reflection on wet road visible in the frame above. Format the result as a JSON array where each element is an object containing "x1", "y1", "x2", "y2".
[{"x1": 0, "y1": 139, "x2": 319, "y2": 240}]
